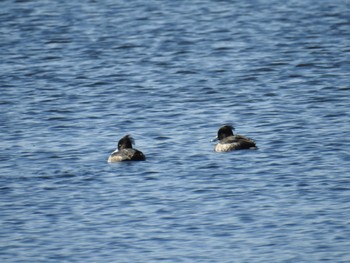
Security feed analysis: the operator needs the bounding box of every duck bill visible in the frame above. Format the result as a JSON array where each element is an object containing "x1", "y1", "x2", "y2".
[{"x1": 211, "y1": 136, "x2": 219, "y2": 142}]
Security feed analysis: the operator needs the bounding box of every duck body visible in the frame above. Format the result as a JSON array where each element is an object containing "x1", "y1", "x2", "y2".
[
  {"x1": 214, "y1": 125, "x2": 257, "y2": 152},
  {"x1": 108, "y1": 148, "x2": 146, "y2": 162},
  {"x1": 108, "y1": 135, "x2": 146, "y2": 162}
]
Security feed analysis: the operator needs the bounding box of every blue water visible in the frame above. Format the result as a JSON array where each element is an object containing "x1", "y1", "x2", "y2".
[{"x1": 1, "y1": 0, "x2": 350, "y2": 262}]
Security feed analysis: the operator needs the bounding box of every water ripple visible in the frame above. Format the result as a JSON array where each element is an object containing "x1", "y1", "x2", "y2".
[{"x1": 1, "y1": 0, "x2": 350, "y2": 262}]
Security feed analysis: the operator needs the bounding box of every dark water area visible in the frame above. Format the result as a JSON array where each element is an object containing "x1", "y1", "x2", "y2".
[{"x1": 1, "y1": 0, "x2": 350, "y2": 262}]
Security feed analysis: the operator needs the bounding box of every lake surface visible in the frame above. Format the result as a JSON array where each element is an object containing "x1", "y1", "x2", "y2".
[{"x1": 1, "y1": 0, "x2": 350, "y2": 262}]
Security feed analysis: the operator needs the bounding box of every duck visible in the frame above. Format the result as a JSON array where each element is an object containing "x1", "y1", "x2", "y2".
[
  {"x1": 213, "y1": 125, "x2": 257, "y2": 152},
  {"x1": 108, "y1": 135, "x2": 146, "y2": 162}
]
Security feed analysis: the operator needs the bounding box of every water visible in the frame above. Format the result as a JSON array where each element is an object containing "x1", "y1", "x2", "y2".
[{"x1": 1, "y1": 0, "x2": 350, "y2": 262}]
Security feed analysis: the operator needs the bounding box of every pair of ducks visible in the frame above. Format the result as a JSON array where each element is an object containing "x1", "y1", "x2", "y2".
[{"x1": 108, "y1": 125, "x2": 257, "y2": 162}]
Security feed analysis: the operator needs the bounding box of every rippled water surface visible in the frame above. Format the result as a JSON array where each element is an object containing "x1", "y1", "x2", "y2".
[{"x1": 1, "y1": 0, "x2": 350, "y2": 262}]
